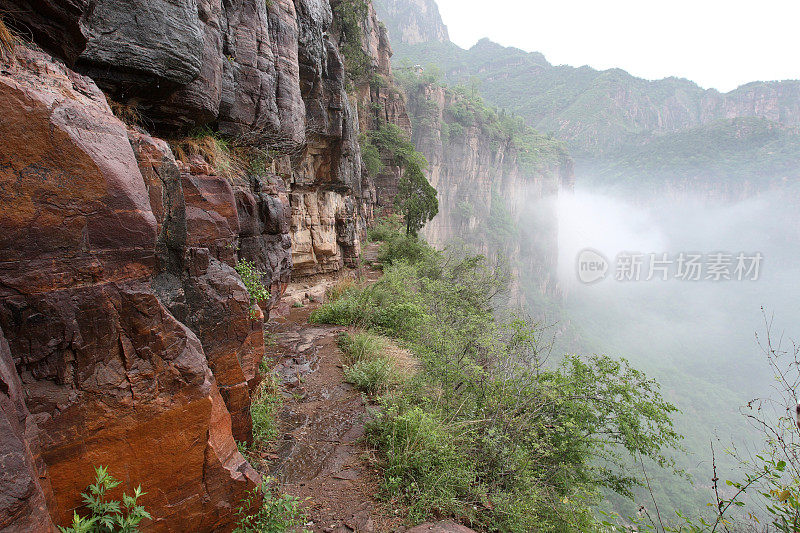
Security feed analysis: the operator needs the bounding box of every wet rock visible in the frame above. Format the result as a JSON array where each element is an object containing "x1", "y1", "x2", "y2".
[
  {"x1": 236, "y1": 176, "x2": 293, "y2": 309},
  {"x1": 181, "y1": 166, "x2": 241, "y2": 265},
  {"x1": 130, "y1": 132, "x2": 265, "y2": 443},
  {"x1": 218, "y1": 0, "x2": 281, "y2": 135},
  {"x1": 407, "y1": 522, "x2": 477, "y2": 533},
  {"x1": 76, "y1": 0, "x2": 204, "y2": 95}
]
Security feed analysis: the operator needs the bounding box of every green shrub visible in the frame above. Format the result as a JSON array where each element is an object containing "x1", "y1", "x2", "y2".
[
  {"x1": 367, "y1": 215, "x2": 403, "y2": 243},
  {"x1": 251, "y1": 380, "x2": 281, "y2": 445},
  {"x1": 396, "y1": 161, "x2": 438, "y2": 237},
  {"x1": 309, "y1": 288, "x2": 372, "y2": 327},
  {"x1": 369, "y1": 124, "x2": 426, "y2": 169},
  {"x1": 376, "y1": 233, "x2": 438, "y2": 267},
  {"x1": 359, "y1": 133, "x2": 383, "y2": 177},
  {"x1": 312, "y1": 234, "x2": 681, "y2": 531},
  {"x1": 338, "y1": 330, "x2": 386, "y2": 364},
  {"x1": 233, "y1": 480, "x2": 306, "y2": 533},
  {"x1": 366, "y1": 403, "x2": 474, "y2": 522},
  {"x1": 59, "y1": 466, "x2": 150, "y2": 533},
  {"x1": 333, "y1": 0, "x2": 372, "y2": 83},
  {"x1": 235, "y1": 258, "x2": 270, "y2": 317},
  {"x1": 345, "y1": 357, "x2": 394, "y2": 393},
  {"x1": 367, "y1": 124, "x2": 438, "y2": 235}
]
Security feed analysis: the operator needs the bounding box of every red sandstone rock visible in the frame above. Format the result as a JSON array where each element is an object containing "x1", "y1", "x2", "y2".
[
  {"x1": 129, "y1": 132, "x2": 266, "y2": 444},
  {"x1": 181, "y1": 165, "x2": 241, "y2": 265},
  {"x1": 0, "y1": 327, "x2": 57, "y2": 533},
  {"x1": 0, "y1": 47, "x2": 257, "y2": 532}
]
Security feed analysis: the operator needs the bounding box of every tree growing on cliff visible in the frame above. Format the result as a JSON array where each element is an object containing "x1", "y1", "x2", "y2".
[
  {"x1": 396, "y1": 161, "x2": 438, "y2": 236},
  {"x1": 369, "y1": 124, "x2": 439, "y2": 235},
  {"x1": 332, "y1": 0, "x2": 372, "y2": 84}
]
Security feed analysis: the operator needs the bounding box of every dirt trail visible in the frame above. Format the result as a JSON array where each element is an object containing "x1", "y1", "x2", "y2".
[{"x1": 264, "y1": 246, "x2": 402, "y2": 532}]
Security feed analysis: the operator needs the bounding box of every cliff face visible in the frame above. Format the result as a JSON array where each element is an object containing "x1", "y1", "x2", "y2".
[
  {"x1": 373, "y1": 0, "x2": 449, "y2": 45},
  {"x1": 345, "y1": 0, "x2": 413, "y2": 213},
  {"x1": 406, "y1": 82, "x2": 573, "y2": 296},
  {"x1": 0, "y1": 0, "x2": 407, "y2": 531},
  {"x1": 378, "y1": 0, "x2": 800, "y2": 195}
]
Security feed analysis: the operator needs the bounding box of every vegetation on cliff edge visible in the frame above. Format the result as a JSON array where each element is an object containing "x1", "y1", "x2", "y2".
[{"x1": 310, "y1": 224, "x2": 682, "y2": 531}]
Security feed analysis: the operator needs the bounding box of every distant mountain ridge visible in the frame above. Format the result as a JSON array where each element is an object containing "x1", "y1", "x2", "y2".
[{"x1": 374, "y1": 0, "x2": 800, "y2": 191}]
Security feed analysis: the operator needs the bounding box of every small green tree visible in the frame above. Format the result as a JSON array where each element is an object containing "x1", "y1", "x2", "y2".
[
  {"x1": 59, "y1": 466, "x2": 150, "y2": 533},
  {"x1": 396, "y1": 161, "x2": 438, "y2": 236},
  {"x1": 332, "y1": 0, "x2": 371, "y2": 83},
  {"x1": 369, "y1": 124, "x2": 438, "y2": 236},
  {"x1": 359, "y1": 133, "x2": 383, "y2": 177}
]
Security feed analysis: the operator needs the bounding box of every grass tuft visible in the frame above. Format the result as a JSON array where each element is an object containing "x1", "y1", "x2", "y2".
[
  {"x1": 338, "y1": 330, "x2": 386, "y2": 364},
  {"x1": 250, "y1": 377, "x2": 281, "y2": 446},
  {"x1": 0, "y1": 17, "x2": 17, "y2": 63},
  {"x1": 109, "y1": 99, "x2": 143, "y2": 127}
]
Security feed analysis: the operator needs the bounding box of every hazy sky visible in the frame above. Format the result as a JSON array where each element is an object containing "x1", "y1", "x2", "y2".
[{"x1": 433, "y1": 0, "x2": 799, "y2": 92}]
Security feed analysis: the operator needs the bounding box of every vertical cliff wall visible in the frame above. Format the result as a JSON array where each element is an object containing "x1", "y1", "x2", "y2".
[
  {"x1": 0, "y1": 0, "x2": 409, "y2": 530},
  {"x1": 405, "y1": 80, "x2": 573, "y2": 297},
  {"x1": 374, "y1": 0, "x2": 450, "y2": 45}
]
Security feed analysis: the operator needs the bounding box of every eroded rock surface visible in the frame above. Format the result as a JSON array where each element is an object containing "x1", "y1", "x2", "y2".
[
  {"x1": 0, "y1": 46, "x2": 258, "y2": 532},
  {"x1": 0, "y1": 0, "x2": 408, "y2": 529},
  {"x1": 407, "y1": 82, "x2": 573, "y2": 297},
  {"x1": 0, "y1": 327, "x2": 57, "y2": 533}
]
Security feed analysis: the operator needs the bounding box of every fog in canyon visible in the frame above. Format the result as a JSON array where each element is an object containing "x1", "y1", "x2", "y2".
[{"x1": 534, "y1": 182, "x2": 800, "y2": 515}]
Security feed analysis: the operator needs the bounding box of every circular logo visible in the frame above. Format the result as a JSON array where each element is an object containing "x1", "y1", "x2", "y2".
[{"x1": 576, "y1": 248, "x2": 609, "y2": 284}]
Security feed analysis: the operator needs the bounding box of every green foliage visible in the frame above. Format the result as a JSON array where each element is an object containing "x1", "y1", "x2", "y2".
[
  {"x1": 455, "y1": 200, "x2": 475, "y2": 221},
  {"x1": 339, "y1": 330, "x2": 400, "y2": 393},
  {"x1": 366, "y1": 402, "x2": 475, "y2": 523},
  {"x1": 368, "y1": 124, "x2": 438, "y2": 235},
  {"x1": 369, "y1": 123, "x2": 427, "y2": 169},
  {"x1": 359, "y1": 133, "x2": 383, "y2": 177},
  {"x1": 397, "y1": 161, "x2": 438, "y2": 237},
  {"x1": 235, "y1": 258, "x2": 270, "y2": 315},
  {"x1": 345, "y1": 357, "x2": 395, "y2": 393},
  {"x1": 251, "y1": 379, "x2": 281, "y2": 446},
  {"x1": 233, "y1": 480, "x2": 307, "y2": 533},
  {"x1": 333, "y1": 0, "x2": 372, "y2": 83},
  {"x1": 311, "y1": 232, "x2": 681, "y2": 530},
  {"x1": 59, "y1": 466, "x2": 150, "y2": 533},
  {"x1": 376, "y1": 231, "x2": 438, "y2": 267},
  {"x1": 367, "y1": 215, "x2": 403, "y2": 242},
  {"x1": 338, "y1": 330, "x2": 386, "y2": 364}
]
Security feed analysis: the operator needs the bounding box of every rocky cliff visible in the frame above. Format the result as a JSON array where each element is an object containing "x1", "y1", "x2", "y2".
[
  {"x1": 373, "y1": 0, "x2": 449, "y2": 45},
  {"x1": 0, "y1": 0, "x2": 408, "y2": 530},
  {"x1": 377, "y1": 0, "x2": 800, "y2": 195},
  {"x1": 404, "y1": 80, "x2": 573, "y2": 297},
  {"x1": 385, "y1": 34, "x2": 800, "y2": 157}
]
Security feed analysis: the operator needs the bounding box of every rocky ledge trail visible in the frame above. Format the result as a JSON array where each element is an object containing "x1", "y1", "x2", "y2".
[
  {"x1": 263, "y1": 244, "x2": 400, "y2": 532},
  {"x1": 254, "y1": 245, "x2": 474, "y2": 533}
]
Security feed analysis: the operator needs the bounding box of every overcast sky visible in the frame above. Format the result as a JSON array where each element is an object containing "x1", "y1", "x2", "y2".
[{"x1": 433, "y1": 0, "x2": 799, "y2": 92}]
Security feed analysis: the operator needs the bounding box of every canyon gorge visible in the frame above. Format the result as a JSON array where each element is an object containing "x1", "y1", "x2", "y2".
[{"x1": 1, "y1": 0, "x2": 799, "y2": 531}]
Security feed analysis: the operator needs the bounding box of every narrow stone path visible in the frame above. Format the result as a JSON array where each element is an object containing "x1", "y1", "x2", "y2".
[
  {"x1": 263, "y1": 245, "x2": 402, "y2": 532},
  {"x1": 267, "y1": 304, "x2": 400, "y2": 532},
  {"x1": 260, "y1": 243, "x2": 475, "y2": 533}
]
